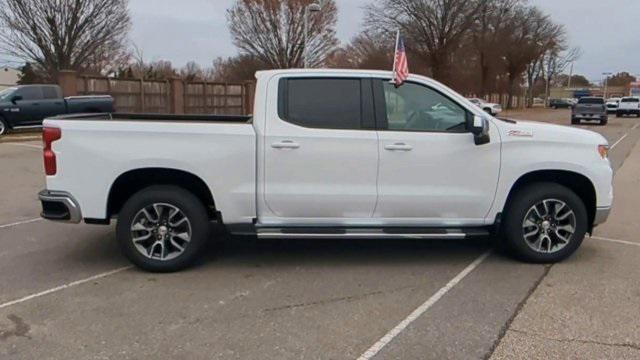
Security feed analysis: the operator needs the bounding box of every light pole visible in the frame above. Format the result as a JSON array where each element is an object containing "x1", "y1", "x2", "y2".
[
  {"x1": 304, "y1": 1, "x2": 322, "y2": 68},
  {"x1": 602, "y1": 72, "x2": 612, "y2": 99}
]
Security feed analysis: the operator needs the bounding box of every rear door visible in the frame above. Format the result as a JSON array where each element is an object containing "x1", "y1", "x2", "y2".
[
  {"x1": 39, "y1": 86, "x2": 66, "y2": 119},
  {"x1": 373, "y1": 79, "x2": 501, "y2": 225},
  {"x1": 262, "y1": 76, "x2": 379, "y2": 222}
]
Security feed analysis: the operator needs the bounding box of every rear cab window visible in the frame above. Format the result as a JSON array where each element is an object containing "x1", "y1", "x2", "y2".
[
  {"x1": 278, "y1": 78, "x2": 373, "y2": 130},
  {"x1": 578, "y1": 97, "x2": 604, "y2": 104},
  {"x1": 621, "y1": 98, "x2": 640, "y2": 103},
  {"x1": 42, "y1": 86, "x2": 61, "y2": 99}
]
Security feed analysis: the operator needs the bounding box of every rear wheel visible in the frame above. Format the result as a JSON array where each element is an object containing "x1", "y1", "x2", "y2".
[
  {"x1": 116, "y1": 185, "x2": 211, "y2": 272},
  {"x1": 616, "y1": 112, "x2": 622, "y2": 118},
  {"x1": 502, "y1": 183, "x2": 587, "y2": 263},
  {"x1": 601, "y1": 117, "x2": 608, "y2": 125},
  {"x1": 571, "y1": 117, "x2": 579, "y2": 125}
]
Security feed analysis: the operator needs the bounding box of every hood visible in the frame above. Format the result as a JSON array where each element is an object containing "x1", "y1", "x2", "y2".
[{"x1": 495, "y1": 119, "x2": 608, "y2": 146}]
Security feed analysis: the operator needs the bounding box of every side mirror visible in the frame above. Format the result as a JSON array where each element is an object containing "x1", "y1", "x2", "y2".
[
  {"x1": 470, "y1": 115, "x2": 490, "y2": 145},
  {"x1": 11, "y1": 95, "x2": 22, "y2": 104}
]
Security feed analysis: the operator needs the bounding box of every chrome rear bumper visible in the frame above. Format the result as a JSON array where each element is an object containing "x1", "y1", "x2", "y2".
[{"x1": 39, "y1": 190, "x2": 82, "y2": 223}]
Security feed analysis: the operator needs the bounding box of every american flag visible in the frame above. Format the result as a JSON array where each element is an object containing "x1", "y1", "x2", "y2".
[{"x1": 392, "y1": 31, "x2": 409, "y2": 86}]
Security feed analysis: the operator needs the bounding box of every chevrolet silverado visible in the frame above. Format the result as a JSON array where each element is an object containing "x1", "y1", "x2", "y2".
[{"x1": 38, "y1": 70, "x2": 614, "y2": 272}]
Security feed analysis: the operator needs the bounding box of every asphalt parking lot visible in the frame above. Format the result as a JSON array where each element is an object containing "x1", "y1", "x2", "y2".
[{"x1": 1, "y1": 109, "x2": 639, "y2": 359}]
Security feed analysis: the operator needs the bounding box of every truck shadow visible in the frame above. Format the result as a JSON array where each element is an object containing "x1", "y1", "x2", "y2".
[{"x1": 198, "y1": 234, "x2": 497, "y2": 269}]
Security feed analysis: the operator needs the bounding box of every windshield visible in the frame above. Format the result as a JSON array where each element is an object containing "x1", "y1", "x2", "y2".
[
  {"x1": 0, "y1": 87, "x2": 17, "y2": 100},
  {"x1": 578, "y1": 97, "x2": 604, "y2": 104}
]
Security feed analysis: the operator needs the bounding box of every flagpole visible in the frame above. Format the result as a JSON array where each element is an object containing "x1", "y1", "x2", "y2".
[{"x1": 390, "y1": 30, "x2": 400, "y2": 84}]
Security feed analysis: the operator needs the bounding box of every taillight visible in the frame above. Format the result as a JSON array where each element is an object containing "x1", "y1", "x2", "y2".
[{"x1": 43, "y1": 127, "x2": 61, "y2": 175}]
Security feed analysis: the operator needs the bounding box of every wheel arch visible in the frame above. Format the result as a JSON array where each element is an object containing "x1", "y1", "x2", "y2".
[
  {"x1": 107, "y1": 168, "x2": 217, "y2": 220},
  {"x1": 502, "y1": 170, "x2": 597, "y2": 232}
]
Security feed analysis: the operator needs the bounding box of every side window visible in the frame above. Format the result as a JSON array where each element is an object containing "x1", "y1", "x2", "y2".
[
  {"x1": 279, "y1": 78, "x2": 362, "y2": 130},
  {"x1": 16, "y1": 87, "x2": 43, "y2": 101},
  {"x1": 42, "y1": 86, "x2": 60, "y2": 99},
  {"x1": 381, "y1": 81, "x2": 468, "y2": 132}
]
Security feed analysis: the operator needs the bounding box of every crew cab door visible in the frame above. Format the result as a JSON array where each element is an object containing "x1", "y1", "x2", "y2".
[
  {"x1": 373, "y1": 79, "x2": 500, "y2": 225},
  {"x1": 262, "y1": 76, "x2": 379, "y2": 222}
]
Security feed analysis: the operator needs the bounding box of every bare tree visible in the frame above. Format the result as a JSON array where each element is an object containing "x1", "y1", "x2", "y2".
[
  {"x1": 541, "y1": 46, "x2": 581, "y2": 97},
  {"x1": 227, "y1": 0, "x2": 339, "y2": 68},
  {"x1": 365, "y1": 0, "x2": 483, "y2": 83},
  {"x1": 501, "y1": 5, "x2": 563, "y2": 108},
  {"x1": 181, "y1": 61, "x2": 204, "y2": 81},
  {"x1": 472, "y1": 0, "x2": 522, "y2": 96},
  {"x1": 209, "y1": 55, "x2": 269, "y2": 82},
  {"x1": 326, "y1": 32, "x2": 393, "y2": 70},
  {"x1": 0, "y1": 0, "x2": 131, "y2": 80}
]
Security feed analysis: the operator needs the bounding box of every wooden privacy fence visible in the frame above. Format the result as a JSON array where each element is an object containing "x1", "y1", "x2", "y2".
[{"x1": 61, "y1": 71, "x2": 255, "y2": 115}]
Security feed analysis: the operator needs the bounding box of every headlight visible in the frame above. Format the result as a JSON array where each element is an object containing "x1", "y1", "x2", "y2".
[{"x1": 598, "y1": 144, "x2": 609, "y2": 159}]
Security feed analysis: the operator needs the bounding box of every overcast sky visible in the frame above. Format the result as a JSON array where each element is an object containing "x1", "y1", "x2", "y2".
[{"x1": 129, "y1": 0, "x2": 640, "y2": 82}]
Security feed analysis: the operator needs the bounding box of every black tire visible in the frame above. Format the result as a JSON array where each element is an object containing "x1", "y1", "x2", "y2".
[
  {"x1": 502, "y1": 182, "x2": 587, "y2": 263},
  {"x1": 616, "y1": 112, "x2": 622, "y2": 118},
  {"x1": 0, "y1": 117, "x2": 8, "y2": 136},
  {"x1": 116, "y1": 185, "x2": 211, "y2": 272},
  {"x1": 600, "y1": 117, "x2": 608, "y2": 125},
  {"x1": 571, "y1": 117, "x2": 579, "y2": 125}
]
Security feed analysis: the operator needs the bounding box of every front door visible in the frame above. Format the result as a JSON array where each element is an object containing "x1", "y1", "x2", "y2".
[
  {"x1": 374, "y1": 80, "x2": 501, "y2": 226},
  {"x1": 263, "y1": 77, "x2": 379, "y2": 222},
  {"x1": 12, "y1": 86, "x2": 45, "y2": 126}
]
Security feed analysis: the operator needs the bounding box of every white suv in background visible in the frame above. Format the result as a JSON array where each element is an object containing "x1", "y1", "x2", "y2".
[{"x1": 468, "y1": 98, "x2": 503, "y2": 116}]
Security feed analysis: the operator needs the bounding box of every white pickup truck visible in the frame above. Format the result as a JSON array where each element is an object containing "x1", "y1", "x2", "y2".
[{"x1": 39, "y1": 70, "x2": 614, "y2": 272}]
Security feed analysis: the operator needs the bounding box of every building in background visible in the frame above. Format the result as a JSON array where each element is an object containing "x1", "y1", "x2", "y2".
[
  {"x1": 0, "y1": 67, "x2": 20, "y2": 89},
  {"x1": 630, "y1": 82, "x2": 640, "y2": 97}
]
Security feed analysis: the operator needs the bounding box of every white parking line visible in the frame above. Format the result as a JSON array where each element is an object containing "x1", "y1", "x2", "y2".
[
  {"x1": 591, "y1": 236, "x2": 640, "y2": 248},
  {"x1": 610, "y1": 122, "x2": 640, "y2": 150},
  {"x1": 0, "y1": 142, "x2": 42, "y2": 150},
  {"x1": 610, "y1": 134, "x2": 628, "y2": 150},
  {"x1": 0, "y1": 217, "x2": 42, "y2": 229},
  {"x1": 357, "y1": 251, "x2": 491, "y2": 360},
  {"x1": 0, "y1": 266, "x2": 133, "y2": 310}
]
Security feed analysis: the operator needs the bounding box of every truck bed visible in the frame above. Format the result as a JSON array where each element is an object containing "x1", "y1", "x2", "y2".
[
  {"x1": 43, "y1": 113, "x2": 257, "y2": 223},
  {"x1": 50, "y1": 112, "x2": 253, "y2": 123}
]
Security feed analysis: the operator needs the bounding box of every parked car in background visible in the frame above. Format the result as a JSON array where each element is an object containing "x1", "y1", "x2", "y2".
[
  {"x1": 468, "y1": 98, "x2": 502, "y2": 115},
  {"x1": 549, "y1": 98, "x2": 573, "y2": 109},
  {"x1": 572, "y1": 97, "x2": 607, "y2": 125},
  {"x1": 605, "y1": 98, "x2": 621, "y2": 114},
  {"x1": 616, "y1": 97, "x2": 640, "y2": 117},
  {"x1": 0, "y1": 85, "x2": 114, "y2": 135},
  {"x1": 39, "y1": 69, "x2": 613, "y2": 272}
]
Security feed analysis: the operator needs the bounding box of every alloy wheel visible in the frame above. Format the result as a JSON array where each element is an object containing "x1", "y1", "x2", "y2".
[
  {"x1": 522, "y1": 199, "x2": 576, "y2": 254},
  {"x1": 130, "y1": 203, "x2": 192, "y2": 261}
]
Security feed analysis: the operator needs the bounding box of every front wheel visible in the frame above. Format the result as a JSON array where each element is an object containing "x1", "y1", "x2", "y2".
[
  {"x1": 116, "y1": 185, "x2": 211, "y2": 272},
  {"x1": 502, "y1": 183, "x2": 587, "y2": 263}
]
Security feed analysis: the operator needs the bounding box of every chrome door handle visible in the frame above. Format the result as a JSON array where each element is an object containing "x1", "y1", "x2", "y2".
[
  {"x1": 271, "y1": 140, "x2": 300, "y2": 149},
  {"x1": 384, "y1": 143, "x2": 413, "y2": 151}
]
